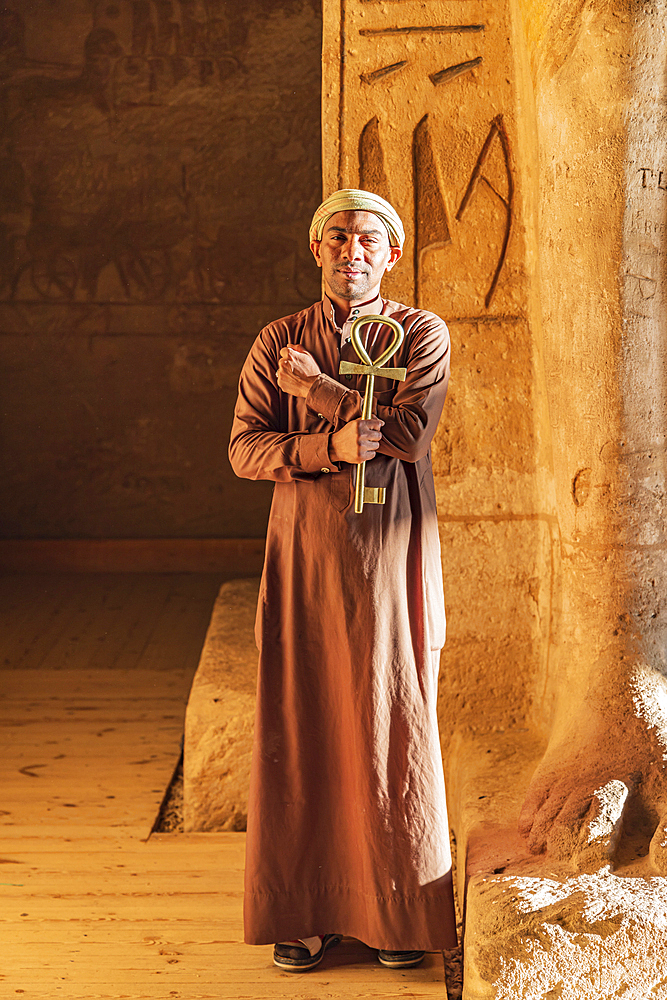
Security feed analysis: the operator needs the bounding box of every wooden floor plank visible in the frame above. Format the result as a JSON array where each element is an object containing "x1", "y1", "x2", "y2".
[
  {"x1": 36, "y1": 575, "x2": 208, "y2": 672},
  {"x1": 1, "y1": 705, "x2": 189, "y2": 727},
  {"x1": 4, "y1": 746, "x2": 178, "y2": 768},
  {"x1": 131, "y1": 586, "x2": 221, "y2": 672},
  {"x1": 0, "y1": 574, "x2": 82, "y2": 658},
  {"x1": 0, "y1": 851, "x2": 244, "y2": 874},
  {"x1": 1, "y1": 575, "x2": 148, "y2": 671},
  {"x1": 34, "y1": 576, "x2": 158, "y2": 672},
  {"x1": 2, "y1": 726, "x2": 184, "y2": 753},
  {"x1": 0, "y1": 827, "x2": 148, "y2": 848},
  {"x1": 0, "y1": 831, "x2": 241, "y2": 852},
  {"x1": 1, "y1": 576, "x2": 451, "y2": 999},
  {"x1": 4, "y1": 989, "x2": 445, "y2": 1000},
  {"x1": 5, "y1": 934, "x2": 445, "y2": 991}
]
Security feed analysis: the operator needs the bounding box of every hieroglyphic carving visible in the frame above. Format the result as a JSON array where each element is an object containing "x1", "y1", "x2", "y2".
[
  {"x1": 358, "y1": 117, "x2": 392, "y2": 204},
  {"x1": 360, "y1": 60, "x2": 407, "y2": 85},
  {"x1": 359, "y1": 24, "x2": 485, "y2": 36},
  {"x1": 329, "y1": 0, "x2": 516, "y2": 312},
  {"x1": 2, "y1": 0, "x2": 323, "y2": 542},
  {"x1": 0, "y1": 2, "x2": 319, "y2": 306},
  {"x1": 626, "y1": 273, "x2": 656, "y2": 300},
  {"x1": 10, "y1": 205, "x2": 181, "y2": 302},
  {"x1": 623, "y1": 165, "x2": 665, "y2": 314},
  {"x1": 430, "y1": 56, "x2": 483, "y2": 86},
  {"x1": 456, "y1": 115, "x2": 514, "y2": 308},
  {"x1": 412, "y1": 115, "x2": 451, "y2": 307}
]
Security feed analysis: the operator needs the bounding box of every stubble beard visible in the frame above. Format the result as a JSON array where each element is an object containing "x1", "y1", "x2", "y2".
[{"x1": 329, "y1": 268, "x2": 373, "y2": 302}]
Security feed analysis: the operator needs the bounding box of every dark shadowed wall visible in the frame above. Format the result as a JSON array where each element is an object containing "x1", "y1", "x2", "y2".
[{"x1": 0, "y1": 0, "x2": 321, "y2": 539}]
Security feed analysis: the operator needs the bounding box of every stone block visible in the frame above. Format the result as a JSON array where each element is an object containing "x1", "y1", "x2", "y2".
[
  {"x1": 464, "y1": 859, "x2": 667, "y2": 1000},
  {"x1": 449, "y1": 732, "x2": 667, "y2": 1000},
  {"x1": 183, "y1": 577, "x2": 260, "y2": 833}
]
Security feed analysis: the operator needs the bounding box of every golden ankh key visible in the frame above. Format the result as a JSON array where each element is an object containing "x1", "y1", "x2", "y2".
[{"x1": 339, "y1": 315, "x2": 406, "y2": 513}]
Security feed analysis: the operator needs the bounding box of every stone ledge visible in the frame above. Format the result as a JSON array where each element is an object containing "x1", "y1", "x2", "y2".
[
  {"x1": 183, "y1": 577, "x2": 260, "y2": 832},
  {"x1": 0, "y1": 538, "x2": 266, "y2": 574}
]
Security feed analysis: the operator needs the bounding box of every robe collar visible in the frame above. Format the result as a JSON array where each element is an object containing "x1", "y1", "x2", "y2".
[{"x1": 322, "y1": 292, "x2": 384, "y2": 345}]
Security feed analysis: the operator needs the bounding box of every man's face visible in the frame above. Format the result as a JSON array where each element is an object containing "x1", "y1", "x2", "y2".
[{"x1": 310, "y1": 210, "x2": 402, "y2": 304}]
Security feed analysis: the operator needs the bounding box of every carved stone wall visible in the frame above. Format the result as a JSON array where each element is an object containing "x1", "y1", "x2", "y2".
[
  {"x1": 0, "y1": 0, "x2": 321, "y2": 538},
  {"x1": 322, "y1": 0, "x2": 556, "y2": 743},
  {"x1": 324, "y1": 1, "x2": 667, "y2": 996}
]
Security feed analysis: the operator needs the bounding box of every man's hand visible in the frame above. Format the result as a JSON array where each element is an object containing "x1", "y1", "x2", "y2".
[
  {"x1": 330, "y1": 418, "x2": 384, "y2": 465},
  {"x1": 276, "y1": 345, "x2": 321, "y2": 398}
]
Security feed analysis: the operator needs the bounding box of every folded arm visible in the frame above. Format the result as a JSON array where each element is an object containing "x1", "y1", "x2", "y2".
[
  {"x1": 305, "y1": 314, "x2": 450, "y2": 463},
  {"x1": 229, "y1": 313, "x2": 450, "y2": 483},
  {"x1": 229, "y1": 330, "x2": 338, "y2": 482}
]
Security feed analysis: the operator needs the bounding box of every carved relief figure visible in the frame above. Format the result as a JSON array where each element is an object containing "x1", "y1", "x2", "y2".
[
  {"x1": 412, "y1": 114, "x2": 451, "y2": 307},
  {"x1": 341, "y1": 4, "x2": 511, "y2": 315},
  {"x1": 0, "y1": 1, "x2": 315, "y2": 305}
]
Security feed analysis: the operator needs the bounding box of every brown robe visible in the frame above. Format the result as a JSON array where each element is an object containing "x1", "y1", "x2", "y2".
[{"x1": 229, "y1": 295, "x2": 457, "y2": 951}]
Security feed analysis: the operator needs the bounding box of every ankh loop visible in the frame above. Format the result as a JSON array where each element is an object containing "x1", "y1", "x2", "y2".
[{"x1": 338, "y1": 315, "x2": 407, "y2": 513}]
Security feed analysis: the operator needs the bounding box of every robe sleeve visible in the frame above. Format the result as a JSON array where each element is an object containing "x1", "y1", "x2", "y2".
[
  {"x1": 305, "y1": 312, "x2": 450, "y2": 463},
  {"x1": 229, "y1": 327, "x2": 339, "y2": 483}
]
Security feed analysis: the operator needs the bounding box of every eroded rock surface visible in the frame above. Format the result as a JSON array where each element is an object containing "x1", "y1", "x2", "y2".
[{"x1": 465, "y1": 863, "x2": 667, "y2": 1000}]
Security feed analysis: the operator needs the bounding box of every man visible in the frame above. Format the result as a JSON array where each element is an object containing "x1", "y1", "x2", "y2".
[{"x1": 229, "y1": 189, "x2": 457, "y2": 972}]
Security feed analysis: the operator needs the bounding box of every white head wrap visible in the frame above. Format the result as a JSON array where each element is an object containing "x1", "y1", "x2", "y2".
[{"x1": 309, "y1": 189, "x2": 405, "y2": 248}]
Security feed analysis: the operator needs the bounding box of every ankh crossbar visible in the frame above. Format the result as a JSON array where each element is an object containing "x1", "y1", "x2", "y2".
[{"x1": 339, "y1": 315, "x2": 407, "y2": 513}]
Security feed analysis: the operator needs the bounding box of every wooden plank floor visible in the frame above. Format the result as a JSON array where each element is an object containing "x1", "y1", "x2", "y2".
[{"x1": 1, "y1": 574, "x2": 449, "y2": 998}]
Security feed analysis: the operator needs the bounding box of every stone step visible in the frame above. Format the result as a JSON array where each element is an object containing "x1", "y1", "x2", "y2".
[{"x1": 183, "y1": 577, "x2": 260, "y2": 833}]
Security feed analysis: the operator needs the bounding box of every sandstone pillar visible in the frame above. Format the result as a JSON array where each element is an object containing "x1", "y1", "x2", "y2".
[
  {"x1": 323, "y1": 1, "x2": 667, "y2": 996},
  {"x1": 322, "y1": 0, "x2": 556, "y2": 871}
]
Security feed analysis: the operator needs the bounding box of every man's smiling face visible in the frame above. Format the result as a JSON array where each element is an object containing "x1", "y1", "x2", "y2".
[{"x1": 310, "y1": 210, "x2": 402, "y2": 306}]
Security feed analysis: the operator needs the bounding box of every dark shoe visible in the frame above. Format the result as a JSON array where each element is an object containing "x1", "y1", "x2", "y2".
[
  {"x1": 378, "y1": 949, "x2": 425, "y2": 968},
  {"x1": 273, "y1": 933, "x2": 342, "y2": 971}
]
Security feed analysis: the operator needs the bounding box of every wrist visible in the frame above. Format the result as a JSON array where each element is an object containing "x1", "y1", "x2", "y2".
[
  {"x1": 301, "y1": 374, "x2": 318, "y2": 398},
  {"x1": 329, "y1": 430, "x2": 340, "y2": 464}
]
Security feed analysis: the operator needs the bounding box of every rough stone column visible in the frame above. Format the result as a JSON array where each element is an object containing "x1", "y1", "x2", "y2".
[
  {"x1": 324, "y1": 1, "x2": 667, "y2": 996},
  {"x1": 322, "y1": 0, "x2": 557, "y2": 884}
]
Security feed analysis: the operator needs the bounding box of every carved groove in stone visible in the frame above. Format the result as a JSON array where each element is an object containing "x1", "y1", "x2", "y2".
[
  {"x1": 430, "y1": 56, "x2": 483, "y2": 86},
  {"x1": 456, "y1": 114, "x2": 514, "y2": 308},
  {"x1": 360, "y1": 60, "x2": 408, "y2": 85},
  {"x1": 360, "y1": 24, "x2": 485, "y2": 37},
  {"x1": 412, "y1": 114, "x2": 451, "y2": 308},
  {"x1": 359, "y1": 117, "x2": 391, "y2": 203},
  {"x1": 572, "y1": 468, "x2": 592, "y2": 507},
  {"x1": 338, "y1": 0, "x2": 348, "y2": 189}
]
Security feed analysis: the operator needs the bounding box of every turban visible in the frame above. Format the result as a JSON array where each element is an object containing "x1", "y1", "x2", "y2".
[{"x1": 309, "y1": 189, "x2": 405, "y2": 248}]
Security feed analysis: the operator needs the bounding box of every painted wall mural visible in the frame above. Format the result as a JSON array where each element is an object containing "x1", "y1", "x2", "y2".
[{"x1": 322, "y1": 0, "x2": 550, "y2": 746}]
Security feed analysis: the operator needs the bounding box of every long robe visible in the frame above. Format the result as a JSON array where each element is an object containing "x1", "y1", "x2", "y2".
[{"x1": 229, "y1": 295, "x2": 457, "y2": 951}]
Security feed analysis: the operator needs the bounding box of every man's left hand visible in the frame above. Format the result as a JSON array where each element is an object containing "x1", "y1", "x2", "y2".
[{"x1": 276, "y1": 345, "x2": 321, "y2": 398}]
